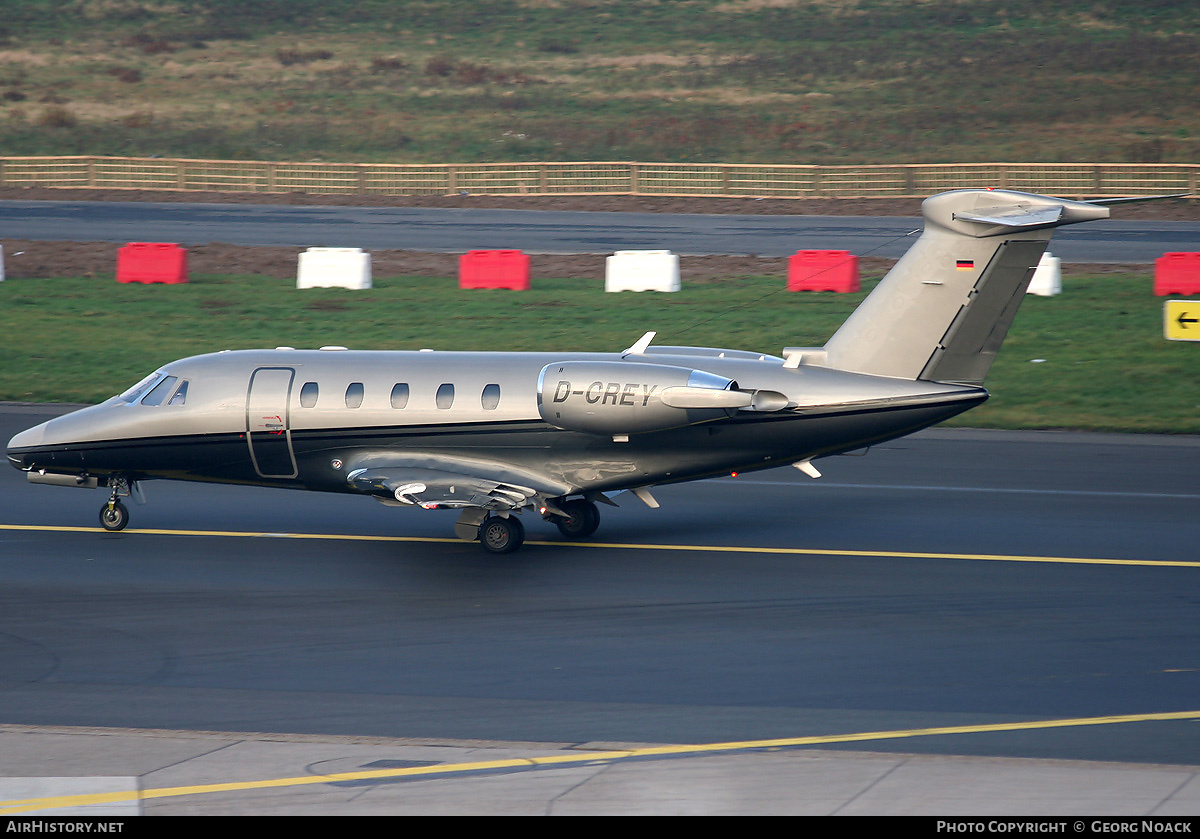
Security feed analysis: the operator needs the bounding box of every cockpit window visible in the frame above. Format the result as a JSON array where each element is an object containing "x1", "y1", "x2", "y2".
[
  {"x1": 167, "y1": 380, "x2": 188, "y2": 406},
  {"x1": 140, "y1": 375, "x2": 178, "y2": 406},
  {"x1": 119, "y1": 371, "x2": 164, "y2": 403}
]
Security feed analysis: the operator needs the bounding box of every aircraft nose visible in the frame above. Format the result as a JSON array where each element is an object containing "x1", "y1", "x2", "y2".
[{"x1": 7, "y1": 422, "x2": 46, "y2": 469}]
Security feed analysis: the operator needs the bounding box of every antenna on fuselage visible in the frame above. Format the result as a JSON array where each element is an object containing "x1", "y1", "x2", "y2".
[{"x1": 624, "y1": 331, "x2": 656, "y2": 355}]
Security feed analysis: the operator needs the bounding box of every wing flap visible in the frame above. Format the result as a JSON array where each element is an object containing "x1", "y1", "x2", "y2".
[
  {"x1": 343, "y1": 452, "x2": 571, "y2": 511},
  {"x1": 348, "y1": 466, "x2": 538, "y2": 510}
]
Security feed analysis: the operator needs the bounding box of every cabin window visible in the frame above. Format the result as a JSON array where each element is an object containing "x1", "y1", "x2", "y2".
[
  {"x1": 390, "y1": 383, "x2": 410, "y2": 409},
  {"x1": 299, "y1": 382, "x2": 319, "y2": 408},
  {"x1": 436, "y1": 383, "x2": 455, "y2": 409},
  {"x1": 140, "y1": 375, "x2": 178, "y2": 407},
  {"x1": 481, "y1": 383, "x2": 501, "y2": 410},
  {"x1": 345, "y1": 382, "x2": 364, "y2": 409},
  {"x1": 167, "y1": 380, "x2": 189, "y2": 406}
]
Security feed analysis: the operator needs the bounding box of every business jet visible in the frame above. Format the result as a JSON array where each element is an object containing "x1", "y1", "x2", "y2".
[{"x1": 6, "y1": 189, "x2": 1128, "y2": 552}]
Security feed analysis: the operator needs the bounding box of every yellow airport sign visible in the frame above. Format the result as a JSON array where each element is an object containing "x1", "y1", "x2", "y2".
[{"x1": 1165, "y1": 299, "x2": 1200, "y2": 341}]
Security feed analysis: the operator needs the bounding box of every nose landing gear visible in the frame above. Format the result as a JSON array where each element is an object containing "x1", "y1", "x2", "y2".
[
  {"x1": 98, "y1": 477, "x2": 137, "y2": 532},
  {"x1": 100, "y1": 499, "x2": 129, "y2": 531}
]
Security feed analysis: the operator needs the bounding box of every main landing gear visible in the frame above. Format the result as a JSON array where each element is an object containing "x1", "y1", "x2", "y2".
[
  {"x1": 472, "y1": 497, "x2": 601, "y2": 555},
  {"x1": 478, "y1": 514, "x2": 525, "y2": 555},
  {"x1": 547, "y1": 498, "x2": 600, "y2": 539}
]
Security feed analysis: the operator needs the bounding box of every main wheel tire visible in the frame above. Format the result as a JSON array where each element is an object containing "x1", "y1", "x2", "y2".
[
  {"x1": 554, "y1": 499, "x2": 599, "y2": 539},
  {"x1": 479, "y1": 515, "x2": 525, "y2": 554},
  {"x1": 99, "y1": 500, "x2": 129, "y2": 532}
]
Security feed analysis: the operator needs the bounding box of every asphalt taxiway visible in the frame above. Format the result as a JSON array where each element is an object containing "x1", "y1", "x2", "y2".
[
  {"x1": 0, "y1": 199, "x2": 1195, "y2": 261},
  {"x1": 2, "y1": 404, "x2": 1199, "y2": 814}
]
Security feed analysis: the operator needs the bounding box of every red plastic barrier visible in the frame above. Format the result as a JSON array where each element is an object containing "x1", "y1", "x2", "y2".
[
  {"x1": 787, "y1": 250, "x2": 859, "y2": 293},
  {"x1": 459, "y1": 250, "x2": 530, "y2": 290},
  {"x1": 1154, "y1": 252, "x2": 1200, "y2": 296},
  {"x1": 117, "y1": 242, "x2": 188, "y2": 284}
]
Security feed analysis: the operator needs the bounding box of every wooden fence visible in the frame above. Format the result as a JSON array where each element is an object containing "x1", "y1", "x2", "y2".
[{"x1": 0, "y1": 157, "x2": 1196, "y2": 199}]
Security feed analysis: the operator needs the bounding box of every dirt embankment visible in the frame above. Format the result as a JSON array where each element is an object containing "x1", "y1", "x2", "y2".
[{"x1": 1, "y1": 187, "x2": 1189, "y2": 280}]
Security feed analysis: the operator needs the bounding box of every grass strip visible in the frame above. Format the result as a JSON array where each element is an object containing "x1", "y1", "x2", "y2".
[{"x1": 2, "y1": 270, "x2": 1195, "y2": 433}]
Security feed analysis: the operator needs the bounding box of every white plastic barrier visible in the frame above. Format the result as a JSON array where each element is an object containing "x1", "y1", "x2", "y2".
[
  {"x1": 605, "y1": 250, "x2": 680, "y2": 293},
  {"x1": 0, "y1": 244, "x2": 5, "y2": 282},
  {"x1": 1027, "y1": 251, "x2": 1061, "y2": 297},
  {"x1": 297, "y1": 247, "x2": 372, "y2": 289}
]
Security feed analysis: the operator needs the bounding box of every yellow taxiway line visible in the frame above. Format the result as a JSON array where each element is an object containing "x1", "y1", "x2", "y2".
[
  {"x1": 1, "y1": 522, "x2": 1197, "y2": 568},
  {"x1": 2, "y1": 710, "x2": 1199, "y2": 814}
]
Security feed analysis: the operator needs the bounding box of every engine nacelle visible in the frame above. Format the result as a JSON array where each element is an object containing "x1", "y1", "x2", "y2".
[{"x1": 537, "y1": 361, "x2": 750, "y2": 435}]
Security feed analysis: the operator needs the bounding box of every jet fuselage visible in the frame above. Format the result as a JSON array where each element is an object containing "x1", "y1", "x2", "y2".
[{"x1": 7, "y1": 347, "x2": 986, "y2": 498}]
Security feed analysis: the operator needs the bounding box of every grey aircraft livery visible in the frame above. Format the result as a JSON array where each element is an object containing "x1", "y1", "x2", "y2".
[{"x1": 6, "y1": 189, "x2": 1133, "y2": 553}]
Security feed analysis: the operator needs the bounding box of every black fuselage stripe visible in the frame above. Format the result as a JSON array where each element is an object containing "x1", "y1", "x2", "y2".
[{"x1": 9, "y1": 396, "x2": 985, "y2": 459}]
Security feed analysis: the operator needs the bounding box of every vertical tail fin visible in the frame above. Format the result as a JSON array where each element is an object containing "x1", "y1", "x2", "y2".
[{"x1": 822, "y1": 190, "x2": 1109, "y2": 384}]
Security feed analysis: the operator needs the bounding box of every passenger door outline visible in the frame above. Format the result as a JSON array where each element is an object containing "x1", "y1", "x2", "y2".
[{"x1": 246, "y1": 367, "x2": 298, "y2": 479}]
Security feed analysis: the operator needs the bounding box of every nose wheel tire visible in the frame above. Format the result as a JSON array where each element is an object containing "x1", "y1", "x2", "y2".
[
  {"x1": 553, "y1": 499, "x2": 600, "y2": 539},
  {"x1": 479, "y1": 515, "x2": 525, "y2": 554},
  {"x1": 99, "y1": 501, "x2": 129, "y2": 532}
]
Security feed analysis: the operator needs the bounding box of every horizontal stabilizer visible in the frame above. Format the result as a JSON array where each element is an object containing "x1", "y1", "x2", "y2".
[
  {"x1": 1085, "y1": 192, "x2": 1190, "y2": 206},
  {"x1": 953, "y1": 206, "x2": 1063, "y2": 228}
]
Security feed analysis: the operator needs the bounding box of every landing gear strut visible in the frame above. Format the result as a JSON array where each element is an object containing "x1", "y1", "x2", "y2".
[
  {"x1": 549, "y1": 498, "x2": 600, "y2": 539},
  {"x1": 99, "y1": 478, "x2": 132, "y2": 532}
]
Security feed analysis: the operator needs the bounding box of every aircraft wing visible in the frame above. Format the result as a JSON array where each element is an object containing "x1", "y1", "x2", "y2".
[{"x1": 344, "y1": 454, "x2": 571, "y2": 511}]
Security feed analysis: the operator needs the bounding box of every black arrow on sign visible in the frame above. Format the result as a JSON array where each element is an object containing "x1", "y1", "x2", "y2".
[{"x1": 1178, "y1": 311, "x2": 1199, "y2": 329}]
